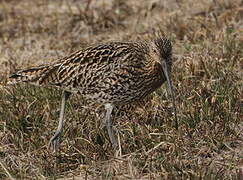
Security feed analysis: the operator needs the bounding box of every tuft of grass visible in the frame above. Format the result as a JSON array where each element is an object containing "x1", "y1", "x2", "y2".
[{"x1": 0, "y1": 0, "x2": 242, "y2": 179}]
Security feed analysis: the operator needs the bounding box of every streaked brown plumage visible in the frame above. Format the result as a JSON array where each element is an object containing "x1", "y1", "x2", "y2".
[{"x1": 8, "y1": 36, "x2": 177, "y2": 151}]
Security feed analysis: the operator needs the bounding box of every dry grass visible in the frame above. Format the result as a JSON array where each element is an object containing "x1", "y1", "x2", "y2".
[{"x1": 0, "y1": 0, "x2": 242, "y2": 179}]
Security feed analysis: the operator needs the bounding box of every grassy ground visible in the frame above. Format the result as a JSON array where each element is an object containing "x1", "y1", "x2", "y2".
[{"x1": 0, "y1": 0, "x2": 242, "y2": 179}]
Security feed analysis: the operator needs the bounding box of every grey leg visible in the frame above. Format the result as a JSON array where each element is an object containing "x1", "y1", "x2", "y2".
[
  {"x1": 48, "y1": 91, "x2": 71, "y2": 152},
  {"x1": 104, "y1": 103, "x2": 118, "y2": 149}
]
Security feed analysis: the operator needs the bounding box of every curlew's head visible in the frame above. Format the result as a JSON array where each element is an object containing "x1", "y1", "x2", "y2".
[
  {"x1": 155, "y1": 37, "x2": 172, "y2": 67},
  {"x1": 149, "y1": 37, "x2": 172, "y2": 84}
]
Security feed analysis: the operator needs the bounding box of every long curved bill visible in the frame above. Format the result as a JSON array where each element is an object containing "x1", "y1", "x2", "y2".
[{"x1": 161, "y1": 60, "x2": 178, "y2": 129}]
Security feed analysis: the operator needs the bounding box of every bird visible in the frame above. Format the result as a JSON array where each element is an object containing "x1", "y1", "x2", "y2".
[{"x1": 7, "y1": 36, "x2": 177, "y2": 152}]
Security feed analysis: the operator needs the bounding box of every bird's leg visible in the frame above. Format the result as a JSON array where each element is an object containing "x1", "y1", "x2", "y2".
[
  {"x1": 48, "y1": 90, "x2": 71, "y2": 152},
  {"x1": 104, "y1": 103, "x2": 118, "y2": 149}
]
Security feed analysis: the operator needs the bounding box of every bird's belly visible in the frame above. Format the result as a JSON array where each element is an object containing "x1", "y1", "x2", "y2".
[{"x1": 80, "y1": 77, "x2": 165, "y2": 105}]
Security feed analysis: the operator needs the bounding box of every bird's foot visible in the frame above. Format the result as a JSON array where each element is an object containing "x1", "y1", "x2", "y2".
[
  {"x1": 110, "y1": 126, "x2": 119, "y2": 149},
  {"x1": 48, "y1": 132, "x2": 61, "y2": 153}
]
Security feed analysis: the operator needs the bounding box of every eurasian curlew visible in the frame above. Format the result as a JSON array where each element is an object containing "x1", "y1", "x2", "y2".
[{"x1": 8, "y1": 36, "x2": 177, "y2": 151}]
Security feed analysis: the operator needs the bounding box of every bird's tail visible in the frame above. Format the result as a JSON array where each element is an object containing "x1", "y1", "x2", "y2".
[{"x1": 7, "y1": 65, "x2": 59, "y2": 86}]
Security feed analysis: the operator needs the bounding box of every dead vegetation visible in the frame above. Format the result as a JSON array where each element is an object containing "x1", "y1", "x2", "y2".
[{"x1": 0, "y1": 0, "x2": 242, "y2": 179}]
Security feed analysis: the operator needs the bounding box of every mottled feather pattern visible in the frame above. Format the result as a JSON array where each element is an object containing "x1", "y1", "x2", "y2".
[{"x1": 8, "y1": 37, "x2": 172, "y2": 105}]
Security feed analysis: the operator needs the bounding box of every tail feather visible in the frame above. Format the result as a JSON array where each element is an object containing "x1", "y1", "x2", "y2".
[{"x1": 8, "y1": 65, "x2": 59, "y2": 86}]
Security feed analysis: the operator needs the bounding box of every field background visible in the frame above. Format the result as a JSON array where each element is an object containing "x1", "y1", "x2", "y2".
[{"x1": 0, "y1": 0, "x2": 242, "y2": 179}]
